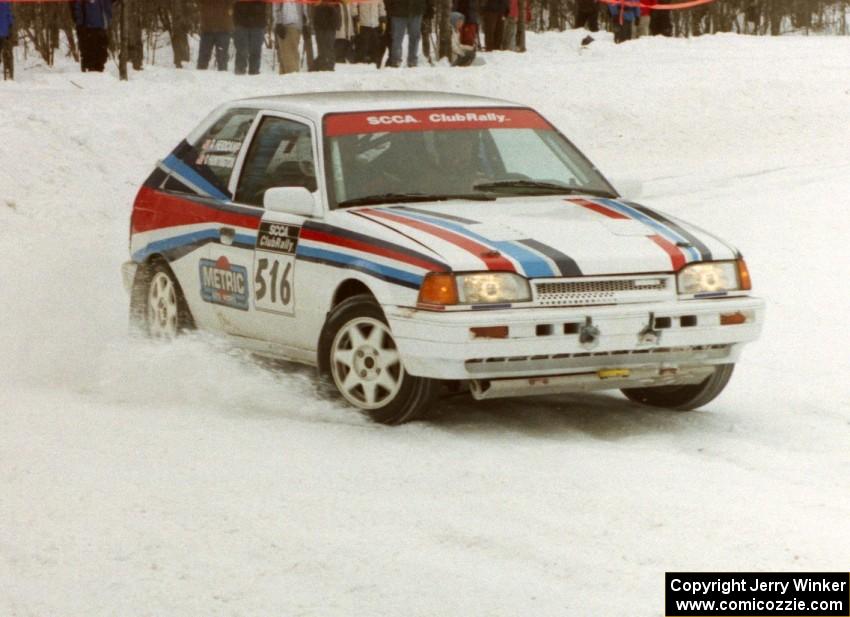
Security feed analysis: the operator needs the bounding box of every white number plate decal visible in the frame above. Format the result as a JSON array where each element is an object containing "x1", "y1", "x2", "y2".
[{"x1": 253, "y1": 222, "x2": 300, "y2": 315}]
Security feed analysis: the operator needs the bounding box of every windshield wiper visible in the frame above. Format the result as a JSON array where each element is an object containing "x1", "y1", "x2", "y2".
[
  {"x1": 338, "y1": 192, "x2": 495, "y2": 208},
  {"x1": 473, "y1": 180, "x2": 617, "y2": 198}
]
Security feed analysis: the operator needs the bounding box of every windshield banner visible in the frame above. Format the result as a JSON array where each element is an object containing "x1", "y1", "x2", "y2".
[{"x1": 324, "y1": 108, "x2": 553, "y2": 137}]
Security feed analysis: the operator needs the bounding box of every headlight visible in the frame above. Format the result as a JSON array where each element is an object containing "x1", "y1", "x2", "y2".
[
  {"x1": 457, "y1": 273, "x2": 531, "y2": 304},
  {"x1": 418, "y1": 272, "x2": 531, "y2": 306},
  {"x1": 677, "y1": 260, "x2": 750, "y2": 295}
]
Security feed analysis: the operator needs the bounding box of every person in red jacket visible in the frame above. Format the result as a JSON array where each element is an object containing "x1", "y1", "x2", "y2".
[{"x1": 636, "y1": 0, "x2": 655, "y2": 37}]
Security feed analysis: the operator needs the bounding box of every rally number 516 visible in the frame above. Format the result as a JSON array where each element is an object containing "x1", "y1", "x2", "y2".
[{"x1": 255, "y1": 258, "x2": 292, "y2": 306}]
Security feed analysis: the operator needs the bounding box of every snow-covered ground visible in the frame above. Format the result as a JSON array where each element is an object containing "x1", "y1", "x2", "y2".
[{"x1": 2, "y1": 30, "x2": 849, "y2": 616}]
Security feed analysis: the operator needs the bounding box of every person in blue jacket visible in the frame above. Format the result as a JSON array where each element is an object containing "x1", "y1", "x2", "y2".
[
  {"x1": 608, "y1": 0, "x2": 638, "y2": 43},
  {"x1": 69, "y1": 0, "x2": 116, "y2": 72},
  {"x1": 0, "y1": 2, "x2": 12, "y2": 80}
]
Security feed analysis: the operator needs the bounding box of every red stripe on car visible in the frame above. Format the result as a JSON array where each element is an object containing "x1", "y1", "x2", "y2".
[
  {"x1": 300, "y1": 228, "x2": 444, "y2": 272},
  {"x1": 358, "y1": 208, "x2": 516, "y2": 272},
  {"x1": 131, "y1": 187, "x2": 261, "y2": 234},
  {"x1": 648, "y1": 234, "x2": 686, "y2": 271},
  {"x1": 567, "y1": 197, "x2": 630, "y2": 219}
]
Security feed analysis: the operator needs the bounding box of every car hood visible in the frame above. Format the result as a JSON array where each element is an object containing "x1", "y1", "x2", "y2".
[{"x1": 344, "y1": 196, "x2": 737, "y2": 278}]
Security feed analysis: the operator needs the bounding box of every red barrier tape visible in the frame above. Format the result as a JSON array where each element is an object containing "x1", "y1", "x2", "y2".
[
  {"x1": 597, "y1": 0, "x2": 716, "y2": 10},
  {"x1": 5, "y1": 0, "x2": 716, "y2": 8}
]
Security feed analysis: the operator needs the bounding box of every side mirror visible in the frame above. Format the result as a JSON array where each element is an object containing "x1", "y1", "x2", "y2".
[
  {"x1": 264, "y1": 187, "x2": 317, "y2": 217},
  {"x1": 611, "y1": 178, "x2": 644, "y2": 201}
]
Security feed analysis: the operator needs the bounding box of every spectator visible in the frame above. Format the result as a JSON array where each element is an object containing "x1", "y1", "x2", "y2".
[
  {"x1": 233, "y1": 0, "x2": 267, "y2": 75},
  {"x1": 387, "y1": 0, "x2": 426, "y2": 67},
  {"x1": 453, "y1": 0, "x2": 480, "y2": 47},
  {"x1": 574, "y1": 0, "x2": 598, "y2": 31},
  {"x1": 0, "y1": 1, "x2": 12, "y2": 80},
  {"x1": 481, "y1": 0, "x2": 507, "y2": 51},
  {"x1": 608, "y1": 0, "x2": 638, "y2": 43},
  {"x1": 450, "y1": 12, "x2": 475, "y2": 66},
  {"x1": 197, "y1": 0, "x2": 233, "y2": 71},
  {"x1": 353, "y1": 0, "x2": 386, "y2": 64},
  {"x1": 335, "y1": 0, "x2": 355, "y2": 63},
  {"x1": 70, "y1": 0, "x2": 115, "y2": 73},
  {"x1": 273, "y1": 0, "x2": 308, "y2": 74},
  {"x1": 650, "y1": 0, "x2": 672, "y2": 36},
  {"x1": 635, "y1": 0, "x2": 654, "y2": 37},
  {"x1": 501, "y1": 0, "x2": 517, "y2": 51},
  {"x1": 311, "y1": 0, "x2": 342, "y2": 71}
]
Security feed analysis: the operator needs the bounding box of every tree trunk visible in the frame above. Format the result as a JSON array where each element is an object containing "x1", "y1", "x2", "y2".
[
  {"x1": 438, "y1": 0, "x2": 452, "y2": 60},
  {"x1": 168, "y1": 0, "x2": 191, "y2": 68},
  {"x1": 119, "y1": 0, "x2": 129, "y2": 79},
  {"x1": 517, "y1": 0, "x2": 527, "y2": 51}
]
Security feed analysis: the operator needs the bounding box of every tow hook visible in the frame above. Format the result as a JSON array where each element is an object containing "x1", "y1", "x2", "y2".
[
  {"x1": 579, "y1": 316, "x2": 600, "y2": 350},
  {"x1": 638, "y1": 312, "x2": 661, "y2": 346}
]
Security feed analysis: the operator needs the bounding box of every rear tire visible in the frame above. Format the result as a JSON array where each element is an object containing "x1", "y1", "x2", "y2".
[
  {"x1": 621, "y1": 364, "x2": 735, "y2": 411},
  {"x1": 319, "y1": 294, "x2": 438, "y2": 424},
  {"x1": 130, "y1": 261, "x2": 194, "y2": 339}
]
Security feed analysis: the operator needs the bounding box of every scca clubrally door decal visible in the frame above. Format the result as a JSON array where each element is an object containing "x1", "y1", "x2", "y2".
[{"x1": 253, "y1": 222, "x2": 300, "y2": 316}]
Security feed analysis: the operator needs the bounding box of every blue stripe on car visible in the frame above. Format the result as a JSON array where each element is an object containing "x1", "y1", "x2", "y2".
[
  {"x1": 296, "y1": 245, "x2": 423, "y2": 289},
  {"x1": 379, "y1": 209, "x2": 557, "y2": 278},
  {"x1": 162, "y1": 155, "x2": 231, "y2": 201}
]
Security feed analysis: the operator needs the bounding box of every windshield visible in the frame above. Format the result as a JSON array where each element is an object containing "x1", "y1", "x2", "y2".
[{"x1": 323, "y1": 107, "x2": 616, "y2": 208}]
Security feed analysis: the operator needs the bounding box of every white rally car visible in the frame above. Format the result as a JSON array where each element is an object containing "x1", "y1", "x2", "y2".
[{"x1": 123, "y1": 91, "x2": 764, "y2": 424}]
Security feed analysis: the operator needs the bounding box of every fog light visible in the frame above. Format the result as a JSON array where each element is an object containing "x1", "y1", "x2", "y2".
[
  {"x1": 470, "y1": 326, "x2": 509, "y2": 339},
  {"x1": 720, "y1": 311, "x2": 752, "y2": 325}
]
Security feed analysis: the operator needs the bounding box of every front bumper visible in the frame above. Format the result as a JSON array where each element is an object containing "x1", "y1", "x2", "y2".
[{"x1": 386, "y1": 296, "x2": 765, "y2": 384}]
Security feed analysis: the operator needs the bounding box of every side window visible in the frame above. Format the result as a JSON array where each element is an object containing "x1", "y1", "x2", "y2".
[
  {"x1": 168, "y1": 108, "x2": 257, "y2": 198},
  {"x1": 235, "y1": 116, "x2": 317, "y2": 207}
]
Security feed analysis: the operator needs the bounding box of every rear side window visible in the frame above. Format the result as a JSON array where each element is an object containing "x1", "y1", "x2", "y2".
[{"x1": 166, "y1": 108, "x2": 258, "y2": 199}]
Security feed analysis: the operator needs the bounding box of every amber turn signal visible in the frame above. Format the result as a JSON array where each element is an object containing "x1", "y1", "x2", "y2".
[
  {"x1": 737, "y1": 259, "x2": 752, "y2": 291},
  {"x1": 417, "y1": 273, "x2": 458, "y2": 306}
]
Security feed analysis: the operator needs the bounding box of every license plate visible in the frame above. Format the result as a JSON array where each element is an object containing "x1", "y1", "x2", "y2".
[{"x1": 597, "y1": 368, "x2": 631, "y2": 379}]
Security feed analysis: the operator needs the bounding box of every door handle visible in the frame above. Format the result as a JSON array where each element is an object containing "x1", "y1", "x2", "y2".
[{"x1": 219, "y1": 227, "x2": 235, "y2": 246}]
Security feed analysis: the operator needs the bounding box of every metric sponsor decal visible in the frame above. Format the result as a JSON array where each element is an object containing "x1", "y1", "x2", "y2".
[
  {"x1": 256, "y1": 222, "x2": 300, "y2": 255},
  {"x1": 199, "y1": 256, "x2": 250, "y2": 311},
  {"x1": 324, "y1": 107, "x2": 553, "y2": 136}
]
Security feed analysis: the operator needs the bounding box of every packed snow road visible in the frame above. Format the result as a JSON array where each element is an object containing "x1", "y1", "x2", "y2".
[{"x1": 2, "y1": 31, "x2": 849, "y2": 616}]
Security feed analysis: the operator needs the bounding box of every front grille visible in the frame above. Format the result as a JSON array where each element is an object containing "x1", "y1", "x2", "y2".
[{"x1": 534, "y1": 277, "x2": 670, "y2": 306}]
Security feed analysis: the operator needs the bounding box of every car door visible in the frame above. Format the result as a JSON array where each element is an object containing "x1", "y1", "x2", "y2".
[{"x1": 212, "y1": 111, "x2": 321, "y2": 344}]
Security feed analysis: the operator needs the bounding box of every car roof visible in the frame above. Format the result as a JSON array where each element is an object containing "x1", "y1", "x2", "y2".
[{"x1": 228, "y1": 90, "x2": 528, "y2": 121}]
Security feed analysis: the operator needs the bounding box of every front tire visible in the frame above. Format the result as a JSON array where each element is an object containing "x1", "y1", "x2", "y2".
[
  {"x1": 621, "y1": 363, "x2": 735, "y2": 411},
  {"x1": 319, "y1": 294, "x2": 438, "y2": 424}
]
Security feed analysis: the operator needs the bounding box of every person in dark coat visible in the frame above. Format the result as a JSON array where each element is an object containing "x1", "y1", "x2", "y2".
[
  {"x1": 198, "y1": 0, "x2": 233, "y2": 71},
  {"x1": 0, "y1": 2, "x2": 13, "y2": 80},
  {"x1": 233, "y1": 0, "x2": 266, "y2": 75},
  {"x1": 650, "y1": 0, "x2": 672, "y2": 36},
  {"x1": 311, "y1": 0, "x2": 342, "y2": 71},
  {"x1": 69, "y1": 0, "x2": 116, "y2": 72},
  {"x1": 574, "y1": 0, "x2": 598, "y2": 31},
  {"x1": 387, "y1": 0, "x2": 426, "y2": 67},
  {"x1": 481, "y1": 0, "x2": 507, "y2": 51}
]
